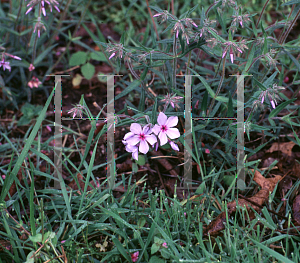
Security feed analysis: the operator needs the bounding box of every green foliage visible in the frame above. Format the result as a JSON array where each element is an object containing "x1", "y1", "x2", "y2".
[
  {"x1": 1, "y1": 0, "x2": 300, "y2": 262},
  {"x1": 17, "y1": 103, "x2": 43, "y2": 126}
]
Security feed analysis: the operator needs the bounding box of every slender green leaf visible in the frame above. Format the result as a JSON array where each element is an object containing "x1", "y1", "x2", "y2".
[{"x1": 0, "y1": 87, "x2": 55, "y2": 202}]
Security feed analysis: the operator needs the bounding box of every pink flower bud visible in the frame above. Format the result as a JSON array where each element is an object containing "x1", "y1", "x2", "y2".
[
  {"x1": 271, "y1": 100, "x2": 276, "y2": 109},
  {"x1": 25, "y1": 7, "x2": 33, "y2": 15},
  {"x1": 230, "y1": 48, "x2": 234, "y2": 63},
  {"x1": 109, "y1": 52, "x2": 116, "y2": 60}
]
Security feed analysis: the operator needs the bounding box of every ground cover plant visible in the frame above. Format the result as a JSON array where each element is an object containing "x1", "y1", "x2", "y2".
[{"x1": 0, "y1": 0, "x2": 300, "y2": 262}]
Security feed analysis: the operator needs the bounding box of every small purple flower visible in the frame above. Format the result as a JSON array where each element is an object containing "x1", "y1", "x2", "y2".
[
  {"x1": 0, "y1": 59, "x2": 11, "y2": 72},
  {"x1": 152, "y1": 112, "x2": 180, "y2": 146},
  {"x1": 123, "y1": 140, "x2": 139, "y2": 161},
  {"x1": 124, "y1": 123, "x2": 157, "y2": 154}
]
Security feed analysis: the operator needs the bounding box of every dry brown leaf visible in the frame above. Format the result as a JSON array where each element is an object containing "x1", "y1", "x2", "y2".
[
  {"x1": 292, "y1": 161, "x2": 300, "y2": 179},
  {"x1": 266, "y1": 141, "x2": 295, "y2": 157},
  {"x1": 293, "y1": 194, "x2": 300, "y2": 225},
  {"x1": 204, "y1": 171, "x2": 281, "y2": 236}
]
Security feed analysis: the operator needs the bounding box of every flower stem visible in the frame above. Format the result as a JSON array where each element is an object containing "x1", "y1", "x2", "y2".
[
  {"x1": 173, "y1": 34, "x2": 177, "y2": 91},
  {"x1": 279, "y1": 6, "x2": 300, "y2": 45},
  {"x1": 50, "y1": 0, "x2": 92, "y2": 73},
  {"x1": 207, "y1": 56, "x2": 226, "y2": 117},
  {"x1": 45, "y1": 0, "x2": 73, "y2": 50}
]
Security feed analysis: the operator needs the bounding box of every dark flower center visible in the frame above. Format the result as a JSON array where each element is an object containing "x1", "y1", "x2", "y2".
[
  {"x1": 139, "y1": 133, "x2": 145, "y2": 140},
  {"x1": 161, "y1": 125, "x2": 168, "y2": 132}
]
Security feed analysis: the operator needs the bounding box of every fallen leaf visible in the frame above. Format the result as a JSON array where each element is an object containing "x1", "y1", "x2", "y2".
[
  {"x1": 204, "y1": 171, "x2": 281, "y2": 236},
  {"x1": 266, "y1": 141, "x2": 295, "y2": 157},
  {"x1": 293, "y1": 194, "x2": 300, "y2": 225}
]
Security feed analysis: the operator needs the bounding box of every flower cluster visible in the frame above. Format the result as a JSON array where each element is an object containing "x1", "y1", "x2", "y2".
[
  {"x1": 131, "y1": 251, "x2": 139, "y2": 262},
  {"x1": 33, "y1": 17, "x2": 47, "y2": 38},
  {"x1": 231, "y1": 9, "x2": 251, "y2": 29},
  {"x1": 67, "y1": 104, "x2": 86, "y2": 119},
  {"x1": 153, "y1": 12, "x2": 198, "y2": 45},
  {"x1": 122, "y1": 112, "x2": 180, "y2": 160},
  {"x1": 28, "y1": 76, "x2": 42, "y2": 88},
  {"x1": 25, "y1": 0, "x2": 60, "y2": 38},
  {"x1": 194, "y1": 18, "x2": 218, "y2": 39},
  {"x1": 222, "y1": 39, "x2": 248, "y2": 63},
  {"x1": 259, "y1": 83, "x2": 284, "y2": 109},
  {"x1": 25, "y1": 0, "x2": 60, "y2": 16},
  {"x1": 106, "y1": 42, "x2": 124, "y2": 60},
  {"x1": 160, "y1": 93, "x2": 183, "y2": 110}
]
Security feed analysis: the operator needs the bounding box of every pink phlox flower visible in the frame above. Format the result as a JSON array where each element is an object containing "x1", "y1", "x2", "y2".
[
  {"x1": 123, "y1": 139, "x2": 139, "y2": 161},
  {"x1": 131, "y1": 251, "x2": 139, "y2": 262},
  {"x1": 152, "y1": 112, "x2": 180, "y2": 146},
  {"x1": 0, "y1": 59, "x2": 11, "y2": 72},
  {"x1": 123, "y1": 123, "x2": 157, "y2": 155}
]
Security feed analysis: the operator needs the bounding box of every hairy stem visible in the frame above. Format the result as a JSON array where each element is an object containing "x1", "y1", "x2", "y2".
[
  {"x1": 279, "y1": 7, "x2": 300, "y2": 45},
  {"x1": 45, "y1": 0, "x2": 73, "y2": 50},
  {"x1": 173, "y1": 35, "x2": 177, "y2": 91},
  {"x1": 207, "y1": 56, "x2": 226, "y2": 116},
  {"x1": 50, "y1": 0, "x2": 92, "y2": 73}
]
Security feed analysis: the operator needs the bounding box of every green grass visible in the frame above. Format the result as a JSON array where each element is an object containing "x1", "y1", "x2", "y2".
[{"x1": 1, "y1": 0, "x2": 300, "y2": 262}]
